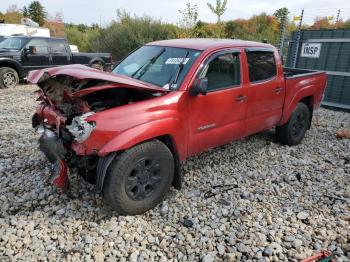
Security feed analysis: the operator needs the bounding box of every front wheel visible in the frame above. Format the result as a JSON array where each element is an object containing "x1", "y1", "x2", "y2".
[
  {"x1": 0, "y1": 67, "x2": 19, "y2": 89},
  {"x1": 276, "y1": 103, "x2": 311, "y2": 146},
  {"x1": 103, "y1": 140, "x2": 174, "y2": 215}
]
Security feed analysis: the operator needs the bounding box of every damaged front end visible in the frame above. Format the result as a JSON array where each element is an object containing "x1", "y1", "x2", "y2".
[
  {"x1": 38, "y1": 126, "x2": 69, "y2": 191},
  {"x1": 29, "y1": 65, "x2": 167, "y2": 191}
]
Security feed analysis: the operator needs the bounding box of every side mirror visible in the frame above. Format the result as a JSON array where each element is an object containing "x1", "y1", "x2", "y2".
[
  {"x1": 189, "y1": 77, "x2": 208, "y2": 96},
  {"x1": 27, "y1": 46, "x2": 36, "y2": 55}
]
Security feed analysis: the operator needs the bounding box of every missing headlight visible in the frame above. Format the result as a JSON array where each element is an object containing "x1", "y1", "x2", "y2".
[{"x1": 66, "y1": 112, "x2": 95, "y2": 143}]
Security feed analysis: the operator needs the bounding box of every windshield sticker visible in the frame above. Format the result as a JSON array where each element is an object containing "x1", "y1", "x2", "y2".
[
  {"x1": 162, "y1": 83, "x2": 170, "y2": 90},
  {"x1": 194, "y1": 52, "x2": 201, "y2": 57},
  {"x1": 165, "y1": 58, "x2": 190, "y2": 65}
]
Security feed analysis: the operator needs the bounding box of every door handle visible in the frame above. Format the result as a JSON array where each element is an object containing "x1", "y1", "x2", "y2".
[
  {"x1": 235, "y1": 95, "x2": 247, "y2": 102},
  {"x1": 274, "y1": 87, "x2": 283, "y2": 94}
]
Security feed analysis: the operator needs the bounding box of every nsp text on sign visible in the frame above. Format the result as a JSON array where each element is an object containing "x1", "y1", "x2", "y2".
[{"x1": 300, "y1": 43, "x2": 322, "y2": 58}]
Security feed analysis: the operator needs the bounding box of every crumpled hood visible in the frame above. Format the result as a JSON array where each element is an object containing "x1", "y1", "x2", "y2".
[{"x1": 27, "y1": 64, "x2": 167, "y2": 93}]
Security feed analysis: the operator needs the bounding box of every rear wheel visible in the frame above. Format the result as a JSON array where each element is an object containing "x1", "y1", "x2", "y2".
[
  {"x1": 0, "y1": 67, "x2": 19, "y2": 88},
  {"x1": 103, "y1": 140, "x2": 174, "y2": 215},
  {"x1": 276, "y1": 103, "x2": 311, "y2": 146}
]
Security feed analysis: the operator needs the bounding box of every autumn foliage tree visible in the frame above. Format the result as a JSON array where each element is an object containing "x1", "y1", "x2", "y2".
[
  {"x1": 223, "y1": 13, "x2": 280, "y2": 44},
  {"x1": 45, "y1": 13, "x2": 64, "y2": 37},
  {"x1": 311, "y1": 17, "x2": 332, "y2": 29},
  {"x1": 0, "y1": 5, "x2": 22, "y2": 24}
]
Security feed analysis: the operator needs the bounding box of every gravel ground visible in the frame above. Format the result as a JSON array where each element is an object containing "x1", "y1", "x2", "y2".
[{"x1": 0, "y1": 84, "x2": 349, "y2": 262}]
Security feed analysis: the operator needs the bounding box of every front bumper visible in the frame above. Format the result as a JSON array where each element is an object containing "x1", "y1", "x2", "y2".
[
  {"x1": 39, "y1": 128, "x2": 66, "y2": 164},
  {"x1": 39, "y1": 128, "x2": 69, "y2": 192}
]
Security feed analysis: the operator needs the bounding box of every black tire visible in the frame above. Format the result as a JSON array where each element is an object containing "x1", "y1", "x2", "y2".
[
  {"x1": 91, "y1": 62, "x2": 104, "y2": 71},
  {"x1": 103, "y1": 140, "x2": 174, "y2": 215},
  {"x1": 0, "y1": 67, "x2": 19, "y2": 89},
  {"x1": 276, "y1": 103, "x2": 311, "y2": 146}
]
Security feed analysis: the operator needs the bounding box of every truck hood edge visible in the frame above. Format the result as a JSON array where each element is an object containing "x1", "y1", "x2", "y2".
[{"x1": 27, "y1": 64, "x2": 168, "y2": 93}]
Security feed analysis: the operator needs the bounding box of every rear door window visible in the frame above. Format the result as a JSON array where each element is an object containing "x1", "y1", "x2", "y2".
[
  {"x1": 246, "y1": 51, "x2": 276, "y2": 82},
  {"x1": 49, "y1": 39, "x2": 67, "y2": 54}
]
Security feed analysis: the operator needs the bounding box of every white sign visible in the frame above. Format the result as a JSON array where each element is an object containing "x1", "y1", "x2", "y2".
[
  {"x1": 300, "y1": 43, "x2": 322, "y2": 58},
  {"x1": 165, "y1": 58, "x2": 189, "y2": 64}
]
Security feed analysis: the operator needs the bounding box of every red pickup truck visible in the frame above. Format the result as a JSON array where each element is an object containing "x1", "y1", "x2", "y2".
[{"x1": 29, "y1": 39, "x2": 327, "y2": 215}]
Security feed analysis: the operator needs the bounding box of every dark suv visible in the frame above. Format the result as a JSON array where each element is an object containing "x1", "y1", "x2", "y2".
[{"x1": 0, "y1": 36, "x2": 112, "y2": 88}]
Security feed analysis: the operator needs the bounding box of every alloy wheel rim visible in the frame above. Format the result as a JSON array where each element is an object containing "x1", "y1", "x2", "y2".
[
  {"x1": 126, "y1": 158, "x2": 161, "y2": 201},
  {"x1": 292, "y1": 112, "x2": 306, "y2": 137},
  {"x1": 3, "y1": 72, "x2": 16, "y2": 88}
]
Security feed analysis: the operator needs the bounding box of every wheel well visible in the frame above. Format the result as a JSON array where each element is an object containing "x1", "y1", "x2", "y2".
[
  {"x1": 0, "y1": 62, "x2": 21, "y2": 78},
  {"x1": 155, "y1": 135, "x2": 182, "y2": 190},
  {"x1": 96, "y1": 135, "x2": 182, "y2": 192},
  {"x1": 300, "y1": 96, "x2": 313, "y2": 129},
  {"x1": 300, "y1": 96, "x2": 313, "y2": 111}
]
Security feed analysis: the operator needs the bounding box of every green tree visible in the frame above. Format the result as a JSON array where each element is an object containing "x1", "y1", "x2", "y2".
[
  {"x1": 77, "y1": 24, "x2": 88, "y2": 32},
  {"x1": 22, "y1": 6, "x2": 29, "y2": 17},
  {"x1": 194, "y1": 21, "x2": 225, "y2": 38},
  {"x1": 64, "y1": 25, "x2": 100, "y2": 52},
  {"x1": 207, "y1": 0, "x2": 228, "y2": 24},
  {"x1": 178, "y1": 2, "x2": 199, "y2": 36},
  {"x1": 91, "y1": 23, "x2": 100, "y2": 30},
  {"x1": 90, "y1": 10, "x2": 178, "y2": 60},
  {"x1": 273, "y1": 7, "x2": 289, "y2": 24},
  {"x1": 28, "y1": 1, "x2": 46, "y2": 26},
  {"x1": 224, "y1": 20, "x2": 238, "y2": 38}
]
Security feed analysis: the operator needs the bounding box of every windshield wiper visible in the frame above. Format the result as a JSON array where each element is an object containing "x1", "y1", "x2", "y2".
[
  {"x1": 131, "y1": 47, "x2": 166, "y2": 79},
  {"x1": 167, "y1": 51, "x2": 189, "y2": 90}
]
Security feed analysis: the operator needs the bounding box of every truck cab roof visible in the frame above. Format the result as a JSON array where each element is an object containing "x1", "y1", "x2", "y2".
[{"x1": 147, "y1": 38, "x2": 275, "y2": 51}]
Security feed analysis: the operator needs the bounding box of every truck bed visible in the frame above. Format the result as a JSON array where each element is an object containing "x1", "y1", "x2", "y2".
[
  {"x1": 279, "y1": 67, "x2": 327, "y2": 126},
  {"x1": 283, "y1": 67, "x2": 324, "y2": 78}
]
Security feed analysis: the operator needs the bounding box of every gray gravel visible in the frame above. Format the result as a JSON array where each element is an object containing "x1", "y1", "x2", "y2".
[{"x1": 0, "y1": 85, "x2": 350, "y2": 261}]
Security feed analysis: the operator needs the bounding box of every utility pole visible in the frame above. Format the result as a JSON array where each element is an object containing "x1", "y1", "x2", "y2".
[
  {"x1": 292, "y1": 9, "x2": 304, "y2": 68},
  {"x1": 336, "y1": 9, "x2": 341, "y2": 23}
]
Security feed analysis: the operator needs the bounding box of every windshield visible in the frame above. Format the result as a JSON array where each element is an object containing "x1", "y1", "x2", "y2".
[
  {"x1": 0, "y1": 37, "x2": 27, "y2": 50},
  {"x1": 113, "y1": 45, "x2": 202, "y2": 89}
]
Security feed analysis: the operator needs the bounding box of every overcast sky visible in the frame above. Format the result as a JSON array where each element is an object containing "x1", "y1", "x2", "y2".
[{"x1": 1, "y1": 0, "x2": 350, "y2": 26}]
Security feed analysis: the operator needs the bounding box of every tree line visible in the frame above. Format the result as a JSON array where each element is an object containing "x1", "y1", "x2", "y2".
[{"x1": 1, "y1": 1, "x2": 350, "y2": 61}]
